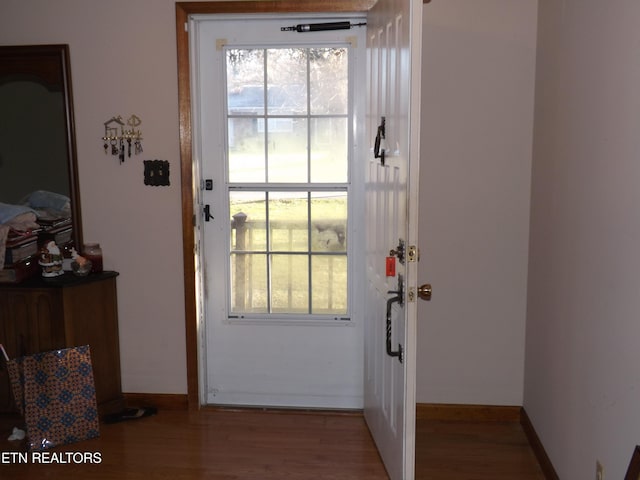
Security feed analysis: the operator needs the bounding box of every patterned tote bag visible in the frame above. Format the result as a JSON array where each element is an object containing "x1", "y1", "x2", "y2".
[{"x1": 5, "y1": 345, "x2": 100, "y2": 451}]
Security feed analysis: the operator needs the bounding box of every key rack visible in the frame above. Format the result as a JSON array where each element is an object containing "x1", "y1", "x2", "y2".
[{"x1": 101, "y1": 114, "x2": 143, "y2": 164}]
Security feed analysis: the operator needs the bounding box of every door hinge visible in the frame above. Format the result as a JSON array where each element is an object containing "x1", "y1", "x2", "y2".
[{"x1": 408, "y1": 245, "x2": 418, "y2": 262}]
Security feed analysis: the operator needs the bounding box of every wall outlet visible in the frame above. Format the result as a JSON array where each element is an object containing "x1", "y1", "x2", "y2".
[{"x1": 596, "y1": 460, "x2": 604, "y2": 480}]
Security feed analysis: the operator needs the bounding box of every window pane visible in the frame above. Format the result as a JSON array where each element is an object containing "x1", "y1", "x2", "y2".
[
  {"x1": 226, "y1": 49, "x2": 265, "y2": 116},
  {"x1": 228, "y1": 117, "x2": 265, "y2": 183},
  {"x1": 311, "y1": 192, "x2": 347, "y2": 252},
  {"x1": 267, "y1": 49, "x2": 307, "y2": 115},
  {"x1": 271, "y1": 254, "x2": 309, "y2": 313},
  {"x1": 312, "y1": 255, "x2": 347, "y2": 314},
  {"x1": 230, "y1": 191, "x2": 266, "y2": 251},
  {"x1": 224, "y1": 46, "x2": 352, "y2": 318},
  {"x1": 269, "y1": 192, "x2": 308, "y2": 252},
  {"x1": 267, "y1": 117, "x2": 308, "y2": 183},
  {"x1": 231, "y1": 253, "x2": 268, "y2": 313},
  {"x1": 310, "y1": 48, "x2": 348, "y2": 115},
  {"x1": 310, "y1": 117, "x2": 347, "y2": 183}
]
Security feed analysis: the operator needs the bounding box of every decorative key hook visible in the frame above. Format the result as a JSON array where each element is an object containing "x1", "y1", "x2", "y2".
[{"x1": 101, "y1": 114, "x2": 144, "y2": 163}]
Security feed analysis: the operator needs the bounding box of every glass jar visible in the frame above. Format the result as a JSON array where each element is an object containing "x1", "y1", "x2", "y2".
[{"x1": 83, "y1": 242, "x2": 103, "y2": 273}]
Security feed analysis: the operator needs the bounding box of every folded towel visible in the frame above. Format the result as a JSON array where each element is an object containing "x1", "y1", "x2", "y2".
[
  {"x1": 0, "y1": 202, "x2": 36, "y2": 224},
  {"x1": 21, "y1": 190, "x2": 70, "y2": 212},
  {"x1": 0, "y1": 210, "x2": 40, "y2": 270}
]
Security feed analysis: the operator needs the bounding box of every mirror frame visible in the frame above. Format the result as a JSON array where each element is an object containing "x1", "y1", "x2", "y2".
[{"x1": 0, "y1": 44, "x2": 83, "y2": 251}]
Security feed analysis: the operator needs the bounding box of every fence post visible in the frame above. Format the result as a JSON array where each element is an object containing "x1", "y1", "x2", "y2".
[{"x1": 232, "y1": 212, "x2": 248, "y2": 311}]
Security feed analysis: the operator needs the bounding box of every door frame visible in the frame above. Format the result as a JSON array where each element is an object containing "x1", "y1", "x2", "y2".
[{"x1": 176, "y1": 0, "x2": 377, "y2": 410}]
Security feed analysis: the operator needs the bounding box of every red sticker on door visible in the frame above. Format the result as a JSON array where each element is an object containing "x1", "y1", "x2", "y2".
[{"x1": 386, "y1": 257, "x2": 396, "y2": 277}]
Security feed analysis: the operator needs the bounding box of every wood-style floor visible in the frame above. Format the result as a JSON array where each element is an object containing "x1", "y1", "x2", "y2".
[
  {"x1": 417, "y1": 420, "x2": 545, "y2": 480},
  {"x1": 0, "y1": 409, "x2": 545, "y2": 479}
]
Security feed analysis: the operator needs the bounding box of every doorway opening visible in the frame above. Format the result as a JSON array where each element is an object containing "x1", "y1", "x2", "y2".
[{"x1": 177, "y1": 1, "x2": 422, "y2": 478}]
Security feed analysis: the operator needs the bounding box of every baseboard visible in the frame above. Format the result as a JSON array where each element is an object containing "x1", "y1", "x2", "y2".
[
  {"x1": 124, "y1": 393, "x2": 188, "y2": 411},
  {"x1": 520, "y1": 408, "x2": 560, "y2": 480},
  {"x1": 416, "y1": 403, "x2": 521, "y2": 422}
]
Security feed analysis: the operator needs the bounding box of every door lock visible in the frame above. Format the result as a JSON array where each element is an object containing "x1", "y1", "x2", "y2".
[{"x1": 389, "y1": 239, "x2": 405, "y2": 264}]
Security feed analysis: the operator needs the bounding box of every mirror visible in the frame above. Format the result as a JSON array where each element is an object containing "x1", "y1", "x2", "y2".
[{"x1": 0, "y1": 44, "x2": 82, "y2": 252}]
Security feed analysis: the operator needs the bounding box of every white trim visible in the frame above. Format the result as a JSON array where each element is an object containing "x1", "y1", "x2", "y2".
[{"x1": 188, "y1": 15, "x2": 208, "y2": 407}]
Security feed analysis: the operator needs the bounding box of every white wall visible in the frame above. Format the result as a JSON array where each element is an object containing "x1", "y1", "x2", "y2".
[
  {"x1": 417, "y1": 0, "x2": 538, "y2": 405},
  {"x1": 0, "y1": 0, "x2": 187, "y2": 394},
  {"x1": 525, "y1": 1, "x2": 640, "y2": 478}
]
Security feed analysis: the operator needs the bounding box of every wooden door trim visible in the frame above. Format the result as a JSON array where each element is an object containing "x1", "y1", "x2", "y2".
[{"x1": 176, "y1": 0, "x2": 375, "y2": 410}]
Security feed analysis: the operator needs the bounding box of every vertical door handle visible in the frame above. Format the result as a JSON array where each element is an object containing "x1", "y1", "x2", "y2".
[
  {"x1": 386, "y1": 290, "x2": 403, "y2": 363},
  {"x1": 204, "y1": 204, "x2": 213, "y2": 222},
  {"x1": 374, "y1": 116, "x2": 386, "y2": 165}
]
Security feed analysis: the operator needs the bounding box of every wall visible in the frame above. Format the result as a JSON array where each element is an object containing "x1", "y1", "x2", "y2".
[
  {"x1": 417, "y1": 0, "x2": 538, "y2": 405},
  {"x1": 525, "y1": 0, "x2": 640, "y2": 478},
  {"x1": 0, "y1": 0, "x2": 187, "y2": 394}
]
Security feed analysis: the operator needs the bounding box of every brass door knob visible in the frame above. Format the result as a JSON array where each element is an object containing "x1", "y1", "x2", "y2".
[{"x1": 417, "y1": 284, "x2": 432, "y2": 301}]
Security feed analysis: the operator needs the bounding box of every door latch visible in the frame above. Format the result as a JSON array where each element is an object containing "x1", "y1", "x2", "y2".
[
  {"x1": 408, "y1": 245, "x2": 418, "y2": 262},
  {"x1": 204, "y1": 204, "x2": 213, "y2": 222}
]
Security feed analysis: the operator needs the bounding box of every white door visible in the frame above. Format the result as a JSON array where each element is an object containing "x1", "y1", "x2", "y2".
[
  {"x1": 363, "y1": 0, "x2": 423, "y2": 479},
  {"x1": 191, "y1": 15, "x2": 368, "y2": 409}
]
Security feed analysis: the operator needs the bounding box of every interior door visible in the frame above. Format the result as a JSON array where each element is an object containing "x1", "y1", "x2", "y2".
[{"x1": 363, "y1": 0, "x2": 423, "y2": 479}]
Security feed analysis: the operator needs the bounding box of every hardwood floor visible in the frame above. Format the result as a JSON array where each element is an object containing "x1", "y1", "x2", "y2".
[
  {"x1": 416, "y1": 420, "x2": 545, "y2": 479},
  {"x1": 0, "y1": 409, "x2": 545, "y2": 479}
]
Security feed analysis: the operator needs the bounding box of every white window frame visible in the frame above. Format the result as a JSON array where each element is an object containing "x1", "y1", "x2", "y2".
[{"x1": 222, "y1": 42, "x2": 361, "y2": 324}]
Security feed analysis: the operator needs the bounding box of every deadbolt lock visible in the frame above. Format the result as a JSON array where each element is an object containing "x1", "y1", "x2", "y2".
[{"x1": 389, "y1": 239, "x2": 405, "y2": 264}]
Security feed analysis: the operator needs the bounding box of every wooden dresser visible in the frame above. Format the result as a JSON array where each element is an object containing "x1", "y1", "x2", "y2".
[{"x1": 0, "y1": 271, "x2": 124, "y2": 416}]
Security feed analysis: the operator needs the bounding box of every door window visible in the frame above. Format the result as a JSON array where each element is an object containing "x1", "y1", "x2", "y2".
[{"x1": 225, "y1": 46, "x2": 351, "y2": 318}]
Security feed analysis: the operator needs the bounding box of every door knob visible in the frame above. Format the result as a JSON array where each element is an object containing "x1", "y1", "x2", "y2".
[{"x1": 418, "y1": 284, "x2": 432, "y2": 301}]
